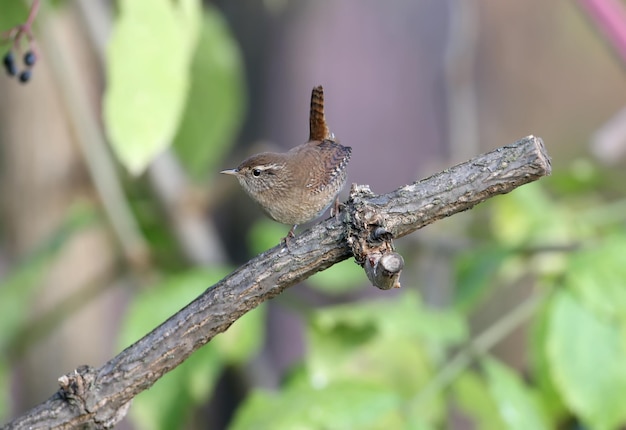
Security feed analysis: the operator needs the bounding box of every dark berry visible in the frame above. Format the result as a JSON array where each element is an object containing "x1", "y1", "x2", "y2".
[
  {"x1": 3, "y1": 51, "x2": 17, "y2": 76},
  {"x1": 19, "y1": 69, "x2": 31, "y2": 83},
  {"x1": 23, "y1": 51, "x2": 36, "y2": 67},
  {"x1": 6, "y1": 63, "x2": 18, "y2": 77},
  {"x1": 3, "y1": 51, "x2": 14, "y2": 65}
]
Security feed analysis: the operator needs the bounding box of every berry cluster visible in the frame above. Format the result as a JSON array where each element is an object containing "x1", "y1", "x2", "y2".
[
  {"x1": 3, "y1": 50, "x2": 36, "y2": 83},
  {"x1": 1, "y1": 0, "x2": 40, "y2": 85}
]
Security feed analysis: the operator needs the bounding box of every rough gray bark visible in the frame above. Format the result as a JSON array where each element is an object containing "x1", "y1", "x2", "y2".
[{"x1": 2, "y1": 135, "x2": 551, "y2": 430}]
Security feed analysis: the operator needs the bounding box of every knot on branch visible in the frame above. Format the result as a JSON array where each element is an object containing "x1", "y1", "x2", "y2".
[
  {"x1": 347, "y1": 184, "x2": 404, "y2": 290},
  {"x1": 57, "y1": 365, "x2": 96, "y2": 412},
  {"x1": 57, "y1": 365, "x2": 132, "y2": 428}
]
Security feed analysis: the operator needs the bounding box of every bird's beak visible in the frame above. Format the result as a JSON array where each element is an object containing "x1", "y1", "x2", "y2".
[{"x1": 220, "y1": 169, "x2": 238, "y2": 175}]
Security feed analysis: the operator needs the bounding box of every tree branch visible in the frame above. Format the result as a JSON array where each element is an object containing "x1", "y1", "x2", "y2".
[{"x1": 3, "y1": 135, "x2": 551, "y2": 430}]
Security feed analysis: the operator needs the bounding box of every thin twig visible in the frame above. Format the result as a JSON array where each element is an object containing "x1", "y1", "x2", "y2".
[
  {"x1": 1, "y1": 0, "x2": 40, "y2": 47},
  {"x1": 38, "y1": 16, "x2": 152, "y2": 271},
  {"x1": 411, "y1": 291, "x2": 546, "y2": 409}
]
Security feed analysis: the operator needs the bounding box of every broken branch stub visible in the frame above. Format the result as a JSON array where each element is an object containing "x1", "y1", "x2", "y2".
[{"x1": 347, "y1": 184, "x2": 404, "y2": 289}]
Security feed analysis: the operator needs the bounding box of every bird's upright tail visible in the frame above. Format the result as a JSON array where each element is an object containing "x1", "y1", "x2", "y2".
[{"x1": 309, "y1": 85, "x2": 331, "y2": 141}]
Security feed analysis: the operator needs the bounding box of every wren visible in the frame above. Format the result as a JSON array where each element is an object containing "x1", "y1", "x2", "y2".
[{"x1": 221, "y1": 85, "x2": 352, "y2": 244}]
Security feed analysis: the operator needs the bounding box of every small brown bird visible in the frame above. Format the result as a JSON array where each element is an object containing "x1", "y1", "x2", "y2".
[{"x1": 221, "y1": 86, "x2": 351, "y2": 244}]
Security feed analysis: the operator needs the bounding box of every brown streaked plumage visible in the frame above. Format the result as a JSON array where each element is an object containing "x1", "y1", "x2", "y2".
[{"x1": 221, "y1": 86, "x2": 351, "y2": 245}]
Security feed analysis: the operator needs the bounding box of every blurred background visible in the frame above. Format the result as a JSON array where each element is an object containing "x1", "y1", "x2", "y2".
[{"x1": 1, "y1": 0, "x2": 626, "y2": 429}]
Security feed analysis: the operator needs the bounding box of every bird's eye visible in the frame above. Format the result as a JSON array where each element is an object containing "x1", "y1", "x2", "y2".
[{"x1": 252, "y1": 169, "x2": 261, "y2": 177}]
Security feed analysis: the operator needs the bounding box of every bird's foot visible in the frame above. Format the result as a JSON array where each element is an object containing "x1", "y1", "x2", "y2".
[
  {"x1": 330, "y1": 197, "x2": 344, "y2": 218},
  {"x1": 281, "y1": 225, "x2": 297, "y2": 250}
]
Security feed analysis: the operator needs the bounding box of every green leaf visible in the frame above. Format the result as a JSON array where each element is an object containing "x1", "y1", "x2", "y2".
[
  {"x1": 452, "y1": 371, "x2": 506, "y2": 430},
  {"x1": 527, "y1": 301, "x2": 567, "y2": 423},
  {"x1": 0, "y1": 0, "x2": 28, "y2": 32},
  {"x1": 103, "y1": 0, "x2": 201, "y2": 174},
  {"x1": 566, "y1": 231, "x2": 626, "y2": 321},
  {"x1": 310, "y1": 292, "x2": 467, "y2": 347},
  {"x1": 311, "y1": 331, "x2": 431, "y2": 399},
  {"x1": 307, "y1": 293, "x2": 466, "y2": 398},
  {"x1": 230, "y1": 380, "x2": 402, "y2": 430},
  {"x1": 173, "y1": 6, "x2": 246, "y2": 178},
  {"x1": 546, "y1": 291, "x2": 626, "y2": 430},
  {"x1": 483, "y1": 358, "x2": 550, "y2": 430}
]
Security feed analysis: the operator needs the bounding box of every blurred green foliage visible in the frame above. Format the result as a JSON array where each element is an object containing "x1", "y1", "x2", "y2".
[
  {"x1": 230, "y1": 380, "x2": 404, "y2": 430},
  {"x1": 2, "y1": 1, "x2": 626, "y2": 429},
  {"x1": 173, "y1": 6, "x2": 246, "y2": 179},
  {"x1": 452, "y1": 371, "x2": 507, "y2": 430},
  {"x1": 0, "y1": 204, "x2": 100, "y2": 421},
  {"x1": 103, "y1": 0, "x2": 245, "y2": 176},
  {"x1": 547, "y1": 292, "x2": 626, "y2": 429},
  {"x1": 103, "y1": 0, "x2": 201, "y2": 174},
  {"x1": 119, "y1": 269, "x2": 266, "y2": 430},
  {"x1": 231, "y1": 293, "x2": 462, "y2": 429},
  {"x1": 0, "y1": 1, "x2": 27, "y2": 32},
  {"x1": 232, "y1": 178, "x2": 626, "y2": 429},
  {"x1": 481, "y1": 358, "x2": 549, "y2": 430}
]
